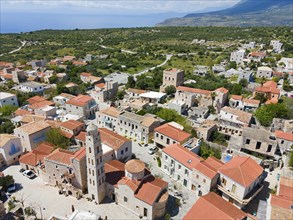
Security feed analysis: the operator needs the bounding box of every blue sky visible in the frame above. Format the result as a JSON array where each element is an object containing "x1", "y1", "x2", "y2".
[{"x1": 1, "y1": 0, "x2": 240, "y2": 33}]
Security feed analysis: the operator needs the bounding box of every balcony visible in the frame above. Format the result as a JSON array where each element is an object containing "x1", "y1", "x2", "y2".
[{"x1": 217, "y1": 183, "x2": 264, "y2": 205}]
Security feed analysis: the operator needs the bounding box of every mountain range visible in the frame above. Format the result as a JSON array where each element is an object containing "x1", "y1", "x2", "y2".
[{"x1": 157, "y1": 0, "x2": 293, "y2": 27}]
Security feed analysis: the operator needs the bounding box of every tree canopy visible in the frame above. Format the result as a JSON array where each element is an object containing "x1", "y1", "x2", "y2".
[{"x1": 46, "y1": 128, "x2": 70, "y2": 149}]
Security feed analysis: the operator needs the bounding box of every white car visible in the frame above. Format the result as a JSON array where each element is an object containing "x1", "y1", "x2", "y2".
[
  {"x1": 22, "y1": 170, "x2": 36, "y2": 179},
  {"x1": 148, "y1": 146, "x2": 158, "y2": 155}
]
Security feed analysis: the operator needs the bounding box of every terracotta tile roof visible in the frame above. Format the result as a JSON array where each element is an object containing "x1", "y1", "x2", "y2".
[
  {"x1": 162, "y1": 143, "x2": 203, "y2": 170},
  {"x1": 215, "y1": 87, "x2": 229, "y2": 94},
  {"x1": 243, "y1": 98, "x2": 260, "y2": 105},
  {"x1": 127, "y1": 88, "x2": 147, "y2": 94},
  {"x1": 177, "y1": 86, "x2": 212, "y2": 96},
  {"x1": 250, "y1": 51, "x2": 266, "y2": 57},
  {"x1": 19, "y1": 142, "x2": 54, "y2": 166},
  {"x1": 194, "y1": 161, "x2": 218, "y2": 179},
  {"x1": 219, "y1": 156, "x2": 263, "y2": 187},
  {"x1": 28, "y1": 100, "x2": 54, "y2": 110},
  {"x1": 80, "y1": 72, "x2": 91, "y2": 77},
  {"x1": 73, "y1": 60, "x2": 86, "y2": 66},
  {"x1": 0, "y1": 134, "x2": 19, "y2": 146},
  {"x1": 99, "y1": 128, "x2": 130, "y2": 151},
  {"x1": 105, "y1": 160, "x2": 125, "y2": 186},
  {"x1": 265, "y1": 98, "x2": 279, "y2": 104},
  {"x1": 66, "y1": 95, "x2": 93, "y2": 107},
  {"x1": 21, "y1": 115, "x2": 46, "y2": 124},
  {"x1": 65, "y1": 82, "x2": 77, "y2": 88},
  {"x1": 63, "y1": 55, "x2": 76, "y2": 61},
  {"x1": 183, "y1": 192, "x2": 247, "y2": 220},
  {"x1": 275, "y1": 130, "x2": 293, "y2": 141},
  {"x1": 279, "y1": 176, "x2": 293, "y2": 199},
  {"x1": 204, "y1": 157, "x2": 224, "y2": 171},
  {"x1": 95, "y1": 83, "x2": 105, "y2": 89},
  {"x1": 135, "y1": 175, "x2": 168, "y2": 205},
  {"x1": 271, "y1": 194, "x2": 293, "y2": 210},
  {"x1": 118, "y1": 177, "x2": 141, "y2": 191},
  {"x1": 221, "y1": 107, "x2": 253, "y2": 125},
  {"x1": 230, "y1": 95, "x2": 243, "y2": 100},
  {"x1": 27, "y1": 96, "x2": 47, "y2": 105},
  {"x1": 15, "y1": 120, "x2": 50, "y2": 135},
  {"x1": 60, "y1": 131, "x2": 74, "y2": 139},
  {"x1": 59, "y1": 93, "x2": 76, "y2": 100},
  {"x1": 255, "y1": 81, "x2": 280, "y2": 95},
  {"x1": 141, "y1": 116, "x2": 158, "y2": 127},
  {"x1": 0, "y1": 61, "x2": 13, "y2": 67},
  {"x1": 0, "y1": 73, "x2": 13, "y2": 79},
  {"x1": 155, "y1": 123, "x2": 191, "y2": 142},
  {"x1": 60, "y1": 120, "x2": 84, "y2": 131},
  {"x1": 125, "y1": 159, "x2": 146, "y2": 174},
  {"x1": 46, "y1": 147, "x2": 86, "y2": 164},
  {"x1": 75, "y1": 131, "x2": 86, "y2": 142},
  {"x1": 100, "y1": 107, "x2": 122, "y2": 118},
  {"x1": 14, "y1": 108, "x2": 30, "y2": 116},
  {"x1": 45, "y1": 120, "x2": 62, "y2": 128}
]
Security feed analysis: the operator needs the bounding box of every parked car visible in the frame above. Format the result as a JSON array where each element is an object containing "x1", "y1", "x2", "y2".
[
  {"x1": 7, "y1": 184, "x2": 16, "y2": 193},
  {"x1": 148, "y1": 146, "x2": 158, "y2": 155},
  {"x1": 22, "y1": 170, "x2": 36, "y2": 179}
]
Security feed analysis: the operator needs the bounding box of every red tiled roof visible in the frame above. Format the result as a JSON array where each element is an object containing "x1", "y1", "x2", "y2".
[
  {"x1": 19, "y1": 142, "x2": 54, "y2": 166},
  {"x1": 183, "y1": 192, "x2": 247, "y2": 220},
  {"x1": 219, "y1": 156, "x2": 263, "y2": 187},
  {"x1": 105, "y1": 160, "x2": 125, "y2": 186},
  {"x1": 215, "y1": 87, "x2": 229, "y2": 94},
  {"x1": 155, "y1": 123, "x2": 191, "y2": 143},
  {"x1": 73, "y1": 60, "x2": 86, "y2": 66},
  {"x1": 60, "y1": 120, "x2": 84, "y2": 131},
  {"x1": 118, "y1": 177, "x2": 141, "y2": 191},
  {"x1": 255, "y1": 80, "x2": 280, "y2": 94},
  {"x1": 80, "y1": 72, "x2": 91, "y2": 77},
  {"x1": 271, "y1": 194, "x2": 293, "y2": 210},
  {"x1": 95, "y1": 83, "x2": 105, "y2": 89},
  {"x1": 60, "y1": 131, "x2": 74, "y2": 139},
  {"x1": 99, "y1": 128, "x2": 130, "y2": 151},
  {"x1": 75, "y1": 131, "x2": 86, "y2": 142},
  {"x1": 230, "y1": 95, "x2": 243, "y2": 100},
  {"x1": 28, "y1": 100, "x2": 54, "y2": 110},
  {"x1": 177, "y1": 86, "x2": 212, "y2": 96},
  {"x1": 243, "y1": 98, "x2": 260, "y2": 105},
  {"x1": 27, "y1": 96, "x2": 47, "y2": 105},
  {"x1": 194, "y1": 161, "x2": 218, "y2": 179},
  {"x1": 14, "y1": 108, "x2": 30, "y2": 116},
  {"x1": 162, "y1": 143, "x2": 203, "y2": 170},
  {"x1": 275, "y1": 130, "x2": 293, "y2": 141},
  {"x1": 66, "y1": 95, "x2": 93, "y2": 107},
  {"x1": 204, "y1": 157, "x2": 224, "y2": 172},
  {"x1": 45, "y1": 147, "x2": 85, "y2": 164},
  {"x1": 127, "y1": 88, "x2": 147, "y2": 94}
]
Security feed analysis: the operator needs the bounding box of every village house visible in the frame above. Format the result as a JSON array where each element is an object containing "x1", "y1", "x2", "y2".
[
  {"x1": 241, "y1": 127, "x2": 280, "y2": 159},
  {"x1": 237, "y1": 70, "x2": 254, "y2": 83},
  {"x1": 85, "y1": 123, "x2": 169, "y2": 219},
  {"x1": 80, "y1": 72, "x2": 102, "y2": 84},
  {"x1": 188, "y1": 106, "x2": 209, "y2": 120},
  {"x1": 196, "y1": 120, "x2": 218, "y2": 141},
  {"x1": 14, "y1": 120, "x2": 51, "y2": 152},
  {"x1": 218, "y1": 107, "x2": 253, "y2": 138},
  {"x1": 0, "y1": 92, "x2": 18, "y2": 107},
  {"x1": 218, "y1": 156, "x2": 264, "y2": 208},
  {"x1": 248, "y1": 51, "x2": 266, "y2": 62},
  {"x1": 27, "y1": 100, "x2": 55, "y2": 113},
  {"x1": 0, "y1": 134, "x2": 22, "y2": 167},
  {"x1": 275, "y1": 130, "x2": 293, "y2": 154},
  {"x1": 12, "y1": 69, "x2": 26, "y2": 83},
  {"x1": 229, "y1": 95, "x2": 260, "y2": 112},
  {"x1": 125, "y1": 88, "x2": 147, "y2": 99},
  {"x1": 53, "y1": 93, "x2": 76, "y2": 106},
  {"x1": 96, "y1": 107, "x2": 122, "y2": 131},
  {"x1": 59, "y1": 120, "x2": 85, "y2": 139},
  {"x1": 254, "y1": 81, "x2": 280, "y2": 104},
  {"x1": 154, "y1": 122, "x2": 191, "y2": 148},
  {"x1": 161, "y1": 143, "x2": 224, "y2": 195},
  {"x1": 256, "y1": 66, "x2": 273, "y2": 79},
  {"x1": 267, "y1": 176, "x2": 293, "y2": 220},
  {"x1": 89, "y1": 81, "x2": 118, "y2": 103},
  {"x1": 65, "y1": 95, "x2": 98, "y2": 119},
  {"x1": 212, "y1": 64, "x2": 226, "y2": 73},
  {"x1": 15, "y1": 81, "x2": 44, "y2": 93},
  {"x1": 19, "y1": 142, "x2": 54, "y2": 174},
  {"x1": 230, "y1": 49, "x2": 245, "y2": 64},
  {"x1": 29, "y1": 60, "x2": 47, "y2": 69},
  {"x1": 159, "y1": 68, "x2": 184, "y2": 92},
  {"x1": 183, "y1": 192, "x2": 249, "y2": 220},
  {"x1": 104, "y1": 72, "x2": 129, "y2": 85},
  {"x1": 270, "y1": 40, "x2": 283, "y2": 53},
  {"x1": 168, "y1": 100, "x2": 186, "y2": 114},
  {"x1": 139, "y1": 91, "x2": 167, "y2": 104},
  {"x1": 194, "y1": 65, "x2": 210, "y2": 76},
  {"x1": 243, "y1": 41, "x2": 256, "y2": 49},
  {"x1": 116, "y1": 111, "x2": 161, "y2": 144},
  {"x1": 43, "y1": 147, "x2": 87, "y2": 196}
]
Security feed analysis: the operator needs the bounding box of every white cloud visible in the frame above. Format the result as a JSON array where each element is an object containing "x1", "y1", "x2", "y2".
[{"x1": 1, "y1": 0, "x2": 240, "y2": 14}]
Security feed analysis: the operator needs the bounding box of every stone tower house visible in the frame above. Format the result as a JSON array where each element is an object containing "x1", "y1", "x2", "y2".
[{"x1": 86, "y1": 123, "x2": 106, "y2": 203}]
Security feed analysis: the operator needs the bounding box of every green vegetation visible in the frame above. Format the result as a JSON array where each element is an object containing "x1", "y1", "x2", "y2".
[
  {"x1": 210, "y1": 130, "x2": 228, "y2": 147},
  {"x1": 0, "y1": 175, "x2": 14, "y2": 191},
  {"x1": 46, "y1": 128, "x2": 71, "y2": 149},
  {"x1": 0, "y1": 105, "x2": 18, "y2": 117},
  {"x1": 199, "y1": 142, "x2": 222, "y2": 159},
  {"x1": 164, "y1": 85, "x2": 176, "y2": 95},
  {"x1": 289, "y1": 151, "x2": 293, "y2": 168},
  {"x1": 255, "y1": 103, "x2": 291, "y2": 127}
]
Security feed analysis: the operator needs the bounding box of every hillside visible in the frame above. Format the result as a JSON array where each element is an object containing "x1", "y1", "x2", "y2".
[{"x1": 157, "y1": 0, "x2": 293, "y2": 27}]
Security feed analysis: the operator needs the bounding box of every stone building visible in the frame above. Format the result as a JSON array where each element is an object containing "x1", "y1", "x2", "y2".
[
  {"x1": 160, "y1": 68, "x2": 184, "y2": 92},
  {"x1": 0, "y1": 92, "x2": 18, "y2": 107},
  {"x1": 0, "y1": 134, "x2": 22, "y2": 167}
]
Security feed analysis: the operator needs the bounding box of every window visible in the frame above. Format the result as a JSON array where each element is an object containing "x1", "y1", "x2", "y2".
[
  {"x1": 165, "y1": 155, "x2": 168, "y2": 160},
  {"x1": 196, "y1": 174, "x2": 199, "y2": 179},
  {"x1": 156, "y1": 133, "x2": 159, "y2": 137},
  {"x1": 160, "y1": 135, "x2": 163, "y2": 140},
  {"x1": 232, "y1": 184, "x2": 237, "y2": 193},
  {"x1": 92, "y1": 170, "x2": 94, "y2": 176},
  {"x1": 256, "y1": 141, "x2": 261, "y2": 149},
  {"x1": 267, "y1": 144, "x2": 272, "y2": 152},
  {"x1": 166, "y1": 138, "x2": 170, "y2": 144},
  {"x1": 222, "y1": 178, "x2": 227, "y2": 186},
  {"x1": 177, "y1": 175, "x2": 180, "y2": 180},
  {"x1": 89, "y1": 169, "x2": 91, "y2": 174},
  {"x1": 183, "y1": 179, "x2": 187, "y2": 187},
  {"x1": 121, "y1": 150, "x2": 124, "y2": 155},
  {"x1": 185, "y1": 169, "x2": 189, "y2": 176},
  {"x1": 246, "y1": 139, "x2": 250, "y2": 145},
  {"x1": 281, "y1": 140, "x2": 284, "y2": 144},
  {"x1": 124, "y1": 197, "x2": 128, "y2": 202},
  {"x1": 178, "y1": 164, "x2": 181, "y2": 170},
  {"x1": 203, "y1": 179, "x2": 206, "y2": 183},
  {"x1": 89, "y1": 147, "x2": 91, "y2": 153},
  {"x1": 125, "y1": 147, "x2": 128, "y2": 152},
  {"x1": 93, "y1": 180, "x2": 95, "y2": 186}
]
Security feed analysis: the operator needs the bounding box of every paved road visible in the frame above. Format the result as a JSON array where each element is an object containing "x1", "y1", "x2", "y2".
[
  {"x1": 3, "y1": 164, "x2": 137, "y2": 219},
  {"x1": 0, "y1": 40, "x2": 26, "y2": 57}
]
